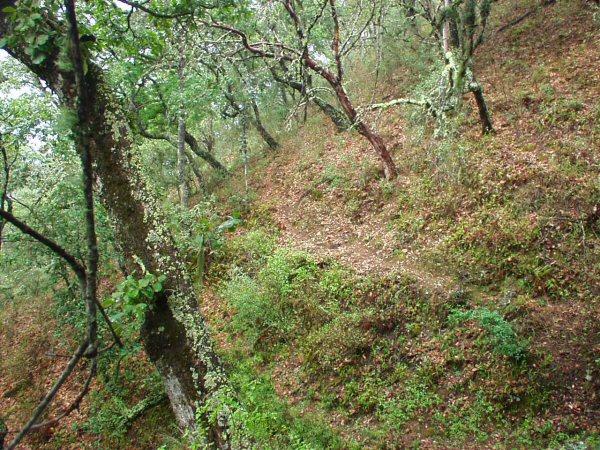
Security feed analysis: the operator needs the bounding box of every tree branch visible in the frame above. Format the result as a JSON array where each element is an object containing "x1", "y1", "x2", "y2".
[
  {"x1": 5, "y1": 339, "x2": 89, "y2": 450},
  {"x1": 0, "y1": 209, "x2": 85, "y2": 279}
]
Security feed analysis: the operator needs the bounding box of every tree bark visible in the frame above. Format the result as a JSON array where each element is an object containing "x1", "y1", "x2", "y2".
[
  {"x1": 471, "y1": 81, "x2": 494, "y2": 134},
  {"x1": 0, "y1": 7, "x2": 237, "y2": 447},
  {"x1": 249, "y1": 98, "x2": 279, "y2": 151},
  {"x1": 442, "y1": 0, "x2": 452, "y2": 53},
  {"x1": 178, "y1": 116, "x2": 190, "y2": 207},
  {"x1": 177, "y1": 45, "x2": 190, "y2": 208}
]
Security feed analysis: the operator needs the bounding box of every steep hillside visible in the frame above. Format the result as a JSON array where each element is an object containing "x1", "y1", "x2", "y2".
[
  {"x1": 1, "y1": 1, "x2": 598, "y2": 448},
  {"x1": 204, "y1": 1, "x2": 600, "y2": 448}
]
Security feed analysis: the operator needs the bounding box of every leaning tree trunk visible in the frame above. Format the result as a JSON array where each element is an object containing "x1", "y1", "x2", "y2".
[
  {"x1": 275, "y1": 76, "x2": 351, "y2": 132},
  {"x1": 311, "y1": 96, "x2": 352, "y2": 132},
  {"x1": 184, "y1": 131, "x2": 228, "y2": 174},
  {"x1": 249, "y1": 98, "x2": 279, "y2": 151},
  {"x1": 185, "y1": 150, "x2": 206, "y2": 192},
  {"x1": 177, "y1": 48, "x2": 190, "y2": 208},
  {"x1": 0, "y1": 144, "x2": 12, "y2": 253},
  {"x1": 178, "y1": 115, "x2": 191, "y2": 207},
  {"x1": 0, "y1": 11, "x2": 238, "y2": 448},
  {"x1": 331, "y1": 82, "x2": 398, "y2": 179},
  {"x1": 470, "y1": 79, "x2": 494, "y2": 134}
]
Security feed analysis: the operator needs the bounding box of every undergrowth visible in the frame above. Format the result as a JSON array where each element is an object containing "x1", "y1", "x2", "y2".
[{"x1": 207, "y1": 226, "x2": 573, "y2": 448}]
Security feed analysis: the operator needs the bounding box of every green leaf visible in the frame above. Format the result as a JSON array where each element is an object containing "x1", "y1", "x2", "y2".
[
  {"x1": 1, "y1": 6, "x2": 16, "y2": 13},
  {"x1": 0, "y1": 38, "x2": 8, "y2": 49},
  {"x1": 217, "y1": 217, "x2": 242, "y2": 233},
  {"x1": 36, "y1": 34, "x2": 50, "y2": 45},
  {"x1": 152, "y1": 282, "x2": 163, "y2": 292},
  {"x1": 126, "y1": 288, "x2": 140, "y2": 301},
  {"x1": 32, "y1": 54, "x2": 46, "y2": 65}
]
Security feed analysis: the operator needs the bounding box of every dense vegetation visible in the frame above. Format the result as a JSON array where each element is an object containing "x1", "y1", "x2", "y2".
[{"x1": 0, "y1": 0, "x2": 599, "y2": 448}]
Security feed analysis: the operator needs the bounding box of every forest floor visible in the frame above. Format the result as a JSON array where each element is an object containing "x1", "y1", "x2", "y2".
[
  {"x1": 208, "y1": 0, "x2": 600, "y2": 447},
  {"x1": 2, "y1": 0, "x2": 599, "y2": 448}
]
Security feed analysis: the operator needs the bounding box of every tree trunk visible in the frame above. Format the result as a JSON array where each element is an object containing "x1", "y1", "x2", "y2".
[
  {"x1": 69, "y1": 68, "x2": 234, "y2": 444},
  {"x1": 177, "y1": 47, "x2": 190, "y2": 207},
  {"x1": 249, "y1": 99, "x2": 279, "y2": 151},
  {"x1": 0, "y1": 144, "x2": 11, "y2": 253},
  {"x1": 471, "y1": 82, "x2": 494, "y2": 134},
  {"x1": 185, "y1": 149, "x2": 205, "y2": 192},
  {"x1": 274, "y1": 75, "x2": 351, "y2": 132},
  {"x1": 178, "y1": 116, "x2": 190, "y2": 207},
  {"x1": 184, "y1": 131, "x2": 228, "y2": 174},
  {"x1": 241, "y1": 112, "x2": 250, "y2": 193},
  {"x1": 442, "y1": 0, "x2": 452, "y2": 53},
  {"x1": 331, "y1": 83, "x2": 398, "y2": 179},
  {"x1": 0, "y1": 11, "x2": 238, "y2": 447},
  {"x1": 312, "y1": 96, "x2": 352, "y2": 132}
]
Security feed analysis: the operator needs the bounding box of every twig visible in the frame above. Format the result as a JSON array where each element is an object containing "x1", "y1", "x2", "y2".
[{"x1": 28, "y1": 358, "x2": 97, "y2": 432}]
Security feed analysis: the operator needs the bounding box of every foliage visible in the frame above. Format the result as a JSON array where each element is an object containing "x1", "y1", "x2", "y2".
[
  {"x1": 223, "y1": 357, "x2": 346, "y2": 449},
  {"x1": 1, "y1": 0, "x2": 599, "y2": 447},
  {"x1": 449, "y1": 308, "x2": 528, "y2": 362}
]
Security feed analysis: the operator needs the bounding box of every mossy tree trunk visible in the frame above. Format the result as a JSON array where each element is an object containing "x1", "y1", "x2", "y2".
[{"x1": 0, "y1": 7, "x2": 237, "y2": 448}]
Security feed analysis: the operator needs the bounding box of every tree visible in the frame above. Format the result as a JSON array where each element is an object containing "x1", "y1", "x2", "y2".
[
  {"x1": 268, "y1": 61, "x2": 352, "y2": 132},
  {"x1": 0, "y1": 1, "x2": 243, "y2": 446},
  {"x1": 204, "y1": 0, "x2": 399, "y2": 179},
  {"x1": 383, "y1": 0, "x2": 494, "y2": 135}
]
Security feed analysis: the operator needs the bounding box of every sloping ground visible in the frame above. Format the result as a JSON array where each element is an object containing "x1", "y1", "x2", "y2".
[
  {"x1": 0, "y1": 291, "x2": 177, "y2": 449},
  {"x1": 208, "y1": 0, "x2": 600, "y2": 447},
  {"x1": 0, "y1": 296, "x2": 92, "y2": 448}
]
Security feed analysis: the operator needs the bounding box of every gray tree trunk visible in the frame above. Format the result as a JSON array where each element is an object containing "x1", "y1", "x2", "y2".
[{"x1": 177, "y1": 47, "x2": 190, "y2": 208}]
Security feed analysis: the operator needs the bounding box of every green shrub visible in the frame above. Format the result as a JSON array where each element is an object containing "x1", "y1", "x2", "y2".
[
  {"x1": 449, "y1": 308, "x2": 528, "y2": 362},
  {"x1": 221, "y1": 273, "x2": 296, "y2": 347},
  {"x1": 222, "y1": 248, "x2": 360, "y2": 349},
  {"x1": 377, "y1": 379, "x2": 441, "y2": 430},
  {"x1": 222, "y1": 228, "x2": 277, "y2": 272},
  {"x1": 259, "y1": 249, "x2": 319, "y2": 299},
  {"x1": 301, "y1": 312, "x2": 372, "y2": 370},
  {"x1": 226, "y1": 358, "x2": 347, "y2": 449}
]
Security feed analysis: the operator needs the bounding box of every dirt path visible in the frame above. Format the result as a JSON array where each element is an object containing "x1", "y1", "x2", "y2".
[{"x1": 253, "y1": 155, "x2": 454, "y2": 296}]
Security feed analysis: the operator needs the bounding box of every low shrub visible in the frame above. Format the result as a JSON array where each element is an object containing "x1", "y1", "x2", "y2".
[{"x1": 449, "y1": 308, "x2": 528, "y2": 362}]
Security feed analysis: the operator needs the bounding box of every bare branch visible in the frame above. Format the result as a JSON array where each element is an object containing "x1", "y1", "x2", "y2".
[
  {"x1": 5, "y1": 340, "x2": 89, "y2": 450},
  {"x1": 0, "y1": 209, "x2": 85, "y2": 279}
]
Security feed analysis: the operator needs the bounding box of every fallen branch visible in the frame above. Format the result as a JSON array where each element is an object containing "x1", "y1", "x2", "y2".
[
  {"x1": 5, "y1": 340, "x2": 89, "y2": 450},
  {"x1": 120, "y1": 393, "x2": 169, "y2": 431}
]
